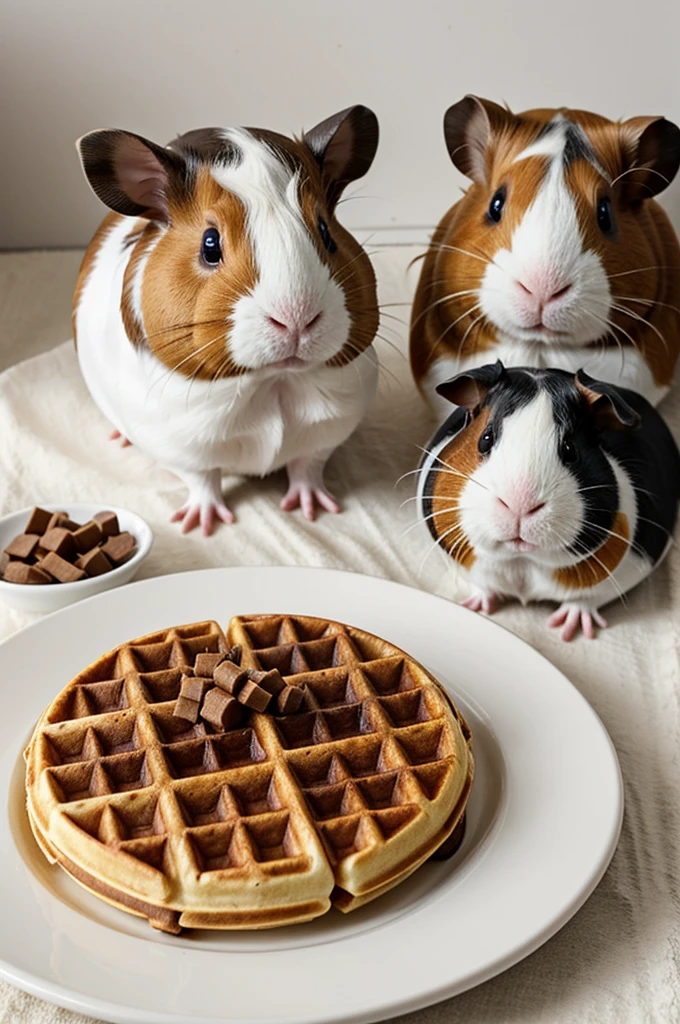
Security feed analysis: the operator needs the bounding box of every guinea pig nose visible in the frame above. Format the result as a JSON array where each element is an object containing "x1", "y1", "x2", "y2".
[
  {"x1": 267, "y1": 316, "x2": 288, "y2": 331},
  {"x1": 549, "y1": 283, "x2": 572, "y2": 302},
  {"x1": 305, "y1": 312, "x2": 322, "y2": 331},
  {"x1": 527, "y1": 501, "x2": 546, "y2": 516}
]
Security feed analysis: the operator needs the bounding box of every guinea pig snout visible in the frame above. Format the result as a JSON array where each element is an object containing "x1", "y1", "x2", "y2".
[
  {"x1": 266, "y1": 303, "x2": 323, "y2": 350},
  {"x1": 493, "y1": 482, "x2": 547, "y2": 546},
  {"x1": 513, "y1": 270, "x2": 573, "y2": 327}
]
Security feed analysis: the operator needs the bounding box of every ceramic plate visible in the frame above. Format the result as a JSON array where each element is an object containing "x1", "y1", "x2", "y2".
[{"x1": 0, "y1": 567, "x2": 622, "y2": 1024}]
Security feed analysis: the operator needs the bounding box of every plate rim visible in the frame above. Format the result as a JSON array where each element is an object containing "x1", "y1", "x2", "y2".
[{"x1": 0, "y1": 565, "x2": 624, "y2": 1024}]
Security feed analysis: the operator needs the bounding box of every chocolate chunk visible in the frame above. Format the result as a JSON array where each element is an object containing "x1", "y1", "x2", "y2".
[
  {"x1": 24, "y1": 506, "x2": 52, "y2": 534},
  {"x1": 75, "y1": 547, "x2": 113, "y2": 577},
  {"x1": 238, "y1": 680, "x2": 272, "y2": 713},
  {"x1": 94, "y1": 511, "x2": 120, "y2": 537},
  {"x1": 277, "y1": 685, "x2": 304, "y2": 714},
  {"x1": 194, "y1": 652, "x2": 225, "y2": 678},
  {"x1": 213, "y1": 660, "x2": 247, "y2": 695},
  {"x1": 0, "y1": 552, "x2": 9, "y2": 575},
  {"x1": 3, "y1": 561, "x2": 52, "y2": 585},
  {"x1": 41, "y1": 551, "x2": 86, "y2": 583},
  {"x1": 173, "y1": 696, "x2": 200, "y2": 723},
  {"x1": 41, "y1": 527, "x2": 76, "y2": 560},
  {"x1": 101, "y1": 531, "x2": 136, "y2": 565},
  {"x1": 180, "y1": 675, "x2": 213, "y2": 703},
  {"x1": 46, "y1": 512, "x2": 69, "y2": 531},
  {"x1": 226, "y1": 644, "x2": 242, "y2": 664},
  {"x1": 3, "y1": 533, "x2": 41, "y2": 560},
  {"x1": 201, "y1": 689, "x2": 242, "y2": 731},
  {"x1": 61, "y1": 518, "x2": 81, "y2": 532},
  {"x1": 248, "y1": 668, "x2": 285, "y2": 696},
  {"x1": 73, "y1": 521, "x2": 103, "y2": 553}
]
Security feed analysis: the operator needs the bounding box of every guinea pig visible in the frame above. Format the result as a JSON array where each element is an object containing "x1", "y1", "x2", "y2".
[
  {"x1": 72, "y1": 106, "x2": 380, "y2": 534},
  {"x1": 410, "y1": 96, "x2": 680, "y2": 418},
  {"x1": 417, "y1": 361, "x2": 680, "y2": 641}
]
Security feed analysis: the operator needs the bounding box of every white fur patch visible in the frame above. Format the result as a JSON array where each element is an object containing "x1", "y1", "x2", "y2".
[{"x1": 211, "y1": 129, "x2": 350, "y2": 370}]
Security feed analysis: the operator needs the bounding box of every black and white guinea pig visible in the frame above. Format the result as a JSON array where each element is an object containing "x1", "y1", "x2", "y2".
[
  {"x1": 417, "y1": 361, "x2": 680, "y2": 641},
  {"x1": 73, "y1": 106, "x2": 380, "y2": 534}
]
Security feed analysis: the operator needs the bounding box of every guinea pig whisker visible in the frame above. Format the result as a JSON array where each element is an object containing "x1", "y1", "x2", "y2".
[
  {"x1": 418, "y1": 520, "x2": 466, "y2": 577},
  {"x1": 611, "y1": 294, "x2": 680, "y2": 318},
  {"x1": 414, "y1": 445, "x2": 491, "y2": 494},
  {"x1": 608, "y1": 303, "x2": 670, "y2": 355},
  {"x1": 400, "y1": 506, "x2": 460, "y2": 539},
  {"x1": 585, "y1": 308, "x2": 640, "y2": 359},
  {"x1": 423, "y1": 242, "x2": 493, "y2": 267},
  {"x1": 410, "y1": 291, "x2": 479, "y2": 332},
  {"x1": 144, "y1": 318, "x2": 227, "y2": 342},
  {"x1": 457, "y1": 310, "x2": 487, "y2": 351},
  {"x1": 607, "y1": 266, "x2": 679, "y2": 280},
  {"x1": 426, "y1": 304, "x2": 483, "y2": 367}
]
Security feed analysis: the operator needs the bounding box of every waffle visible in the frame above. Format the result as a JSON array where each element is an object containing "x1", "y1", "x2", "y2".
[{"x1": 25, "y1": 614, "x2": 473, "y2": 932}]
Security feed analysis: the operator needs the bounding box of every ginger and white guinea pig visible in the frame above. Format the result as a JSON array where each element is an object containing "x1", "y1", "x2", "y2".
[
  {"x1": 417, "y1": 361, "x2": 680, "y2": 641},
  {"x1": 73, "y1": 106, "x2": 380, "y2": 534},
  {"x1": 410, "y1": 96, "x2": 680, "y2": 418}
]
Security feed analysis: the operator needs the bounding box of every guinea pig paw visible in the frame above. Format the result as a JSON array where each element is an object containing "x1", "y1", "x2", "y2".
[
  {"x1": 547, "y1": 604, "x2": 608, "y2": 642},
  {"x1": 280, "y1": 482, "x2": 341, "y2": 522},
  {"x1": 171, "y1": 501, "x2": 235, "y2": 536},
  {"x1": 460, "y1": 591, "x2": 503, "y2": 616}
]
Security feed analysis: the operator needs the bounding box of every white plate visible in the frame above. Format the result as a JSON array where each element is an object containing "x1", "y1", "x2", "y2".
[{"x1": 0, "y1": 567, "x2": 622, "y2": 1024}]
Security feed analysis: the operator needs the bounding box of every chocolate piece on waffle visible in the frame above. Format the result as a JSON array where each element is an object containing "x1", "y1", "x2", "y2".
[
  {"x1": 25, "y1": 615, "x2": 473, "y2": 933},
  {"x1": 194, "y1": 653, "x2": 225, "y2": 678},
  {"x1": 214, "y1": 661, "x2": 247, "y2": 695},
  {"x1": 277, "y1": 685, "x2": 304, "y2": 715}
]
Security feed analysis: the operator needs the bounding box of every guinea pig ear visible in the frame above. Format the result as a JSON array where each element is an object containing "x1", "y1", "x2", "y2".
[
  {"x1": 76, "y1": 129, "x2": 185, "y2": 221},
  {"x1": 443, "y1": 96, "x2": 518, "y2": 184},
  {"x1": 575, "y1": 370, "x2": 641, "y2": 432},
  {"x1": 302, "y1": 106, "x2": 379, "y2": 208},
  {"x1": 436, "y1": 360, "x2": 506, "y2": 410},
  {"x1": 617, "y1": 116, "x2": 680, "y2": 201}
]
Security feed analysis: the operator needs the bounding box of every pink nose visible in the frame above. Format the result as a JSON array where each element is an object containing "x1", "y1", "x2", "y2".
[
  {"x1": 517, "y1": 277, "x2": 572, "y2": 308},
  {"x1": 497, "y1": 495, "x2": 546, "y2": 518},
  {"x1": 267, "y1": 311, "x2": 323, "y2": 337}
]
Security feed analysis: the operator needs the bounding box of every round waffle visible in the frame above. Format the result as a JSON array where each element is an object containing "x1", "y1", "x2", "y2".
[{"x1": 25, "y1": 614, "x2": 473, "y2": 932}]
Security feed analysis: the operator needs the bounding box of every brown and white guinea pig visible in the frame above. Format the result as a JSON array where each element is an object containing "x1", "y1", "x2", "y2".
[
  {"x1": 410, "y1": 96, "x2": 680, "y2": 418},
  {"x1": 417, "y1": 361, "x2": 680, "y2": 641},
  {"x1": 72, "y1": 107, "x2": 380, "y2": 534}
]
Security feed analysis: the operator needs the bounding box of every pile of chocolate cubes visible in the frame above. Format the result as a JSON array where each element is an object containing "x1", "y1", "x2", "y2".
[
  {"x1": 1, "y1": 506, "x2": 136, "y2": 585},
  {"x1": 174, "y1": 647, "x2": 304, "y2": 730}
]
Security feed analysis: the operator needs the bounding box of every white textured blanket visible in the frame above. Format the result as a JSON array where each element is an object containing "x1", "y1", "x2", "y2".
[{"x1": 1, "y1": 247, "x2": 679, "y2": 1024}]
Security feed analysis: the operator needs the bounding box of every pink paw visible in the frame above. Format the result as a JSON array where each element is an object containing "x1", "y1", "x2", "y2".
[
  {"x1": 280, "y1": 483, "x2": 341, "y2": 522},
  {"x1": 109, "y1": 428, "x2": 132, "y2": 448},
  {"x1": 460, "y1": 591, "x2": 503, "y2": 616},
  {"x1": 547, "y1": 604, "x2": 608, "y2": 642},
  {"x1": 170, "y1": 502, "x2": 235, "y2": 536}
]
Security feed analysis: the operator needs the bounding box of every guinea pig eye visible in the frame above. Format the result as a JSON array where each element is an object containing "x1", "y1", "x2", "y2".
[
  {"x1": 478, "y1": 426, "x2": 495, "y2": 454},
  {"x1": 201, "y1": 227, "x2": 222, "y2": 266},
  {"x1": 318, "y1": 217, "x2": 337, "y2": 254},
  {"x1": 596, "y1": 196, "x2": 615, "y2": 236},
  {"x1": 560, "y1": 437, "x2": 578, "y2": 464},
  {"x1": 487, "y1": 188, "x2": 506, "y2": 224}
]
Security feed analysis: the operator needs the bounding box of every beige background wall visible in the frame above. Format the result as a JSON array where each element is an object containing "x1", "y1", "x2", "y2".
[{"x1": 1, "y1": 0, "x2": 679, "y2": 249}]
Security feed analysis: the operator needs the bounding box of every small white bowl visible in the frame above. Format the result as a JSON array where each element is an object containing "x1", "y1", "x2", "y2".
[{"x1": 0, "y1": 504, "x2": 153, "y2": 614}]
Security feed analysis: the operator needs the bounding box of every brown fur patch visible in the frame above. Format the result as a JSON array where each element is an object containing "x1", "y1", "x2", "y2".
[
  {"x1": 428, "y1": 408, "x2": 490, "y2": 569},
  {"x1": 411, "y1": 104, "x2": 680, "y2": 390},
  {"x1": 553, "y1": 512, "x2": 630, "y2": 590}
]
